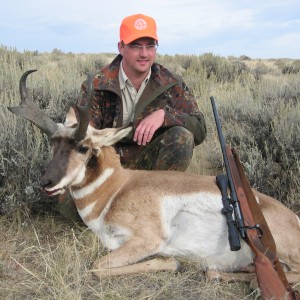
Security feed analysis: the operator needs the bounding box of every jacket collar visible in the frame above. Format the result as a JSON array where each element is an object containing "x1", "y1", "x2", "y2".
[{"x1": 95, "y1": 54, "x2": 178, "y2": 91}]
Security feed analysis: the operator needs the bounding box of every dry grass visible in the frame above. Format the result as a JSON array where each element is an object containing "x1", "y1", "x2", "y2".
[
  {"x1": 1, "y1": 47, "x2": 299, "y2": 299},
  {"x1": 1, "y1": 214, "x2": 260, "y2": 300}
]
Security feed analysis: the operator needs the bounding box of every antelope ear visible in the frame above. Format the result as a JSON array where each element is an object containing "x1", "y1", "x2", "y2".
[
  {"x1": 65, "y1": 106, "x2": 78, "y2": 127},
  {"x1": 91, "y1": 126, "x2": 133, "y2": 147}
]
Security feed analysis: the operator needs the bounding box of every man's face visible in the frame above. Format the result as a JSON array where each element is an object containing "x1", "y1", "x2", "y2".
[{"x1": 118, "y1": 37, "x2": 157, "y2": 78}]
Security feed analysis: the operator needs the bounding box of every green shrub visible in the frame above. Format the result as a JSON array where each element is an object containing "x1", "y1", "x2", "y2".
[
  {"x1": 206, "y1": 76, "x2": 300, "y2": 213},
  {"x1": 198, "y1": 53, "x2": 249, "y2": 83},
  {"x1": 1, "y1": 46, "x2": 299, "y2": 216},
  {"x1": 275, "y1": 59, "x2": 300, "y2": 75}
]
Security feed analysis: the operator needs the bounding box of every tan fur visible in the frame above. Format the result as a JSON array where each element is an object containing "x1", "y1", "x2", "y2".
[
  {"x1": 41, "y1": 120, "x2": 300, "y2": 288},
  {"x1": 68, "y1": 146, "x2": 300, "y2": 284},
  {"x1": 207, "y1": 190, "x2": 300, "y2": 286}
]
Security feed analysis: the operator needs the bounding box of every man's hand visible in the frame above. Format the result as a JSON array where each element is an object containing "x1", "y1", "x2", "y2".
[{"x1": 133, "y1": 109, "x2": 165, "y2": 145}]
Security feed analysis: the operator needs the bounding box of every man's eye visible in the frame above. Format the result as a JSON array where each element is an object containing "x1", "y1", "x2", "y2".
[
  {"x1": 127, "y1": 44, "x2": 158, "y2": 51},
  {"x1": 130, "y1": 44, "x2": 140, "y2": 49}
]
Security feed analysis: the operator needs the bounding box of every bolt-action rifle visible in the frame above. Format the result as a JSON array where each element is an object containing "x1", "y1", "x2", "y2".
[{"x1": 211, "y1": 96, "x2": 299, "y2": 300}]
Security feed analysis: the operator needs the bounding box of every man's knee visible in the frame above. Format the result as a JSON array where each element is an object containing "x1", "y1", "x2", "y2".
[
  {"x1": 129, "y1": 126, "x2": 195, "y2": 171},
  {"x1": 155, "y1": 126, "x2": 194, "y2": 171},
  {"x1": 164, "y1": 126, "x2": 194, "y2": 149}
]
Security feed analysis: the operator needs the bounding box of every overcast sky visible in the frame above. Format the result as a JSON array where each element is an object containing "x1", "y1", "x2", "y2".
[{"x1": 1, "y1": 0, "x2": 300, "y2": 59}]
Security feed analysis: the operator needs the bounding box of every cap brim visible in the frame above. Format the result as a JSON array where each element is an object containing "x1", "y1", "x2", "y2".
[{"x1": 123, "y1": 33, "x2": 158, "y2": 44}]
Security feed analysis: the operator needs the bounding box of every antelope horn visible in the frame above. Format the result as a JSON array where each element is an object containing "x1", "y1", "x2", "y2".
[
  {"x1": 74, "y1": 72, "x2": 94, "y2": 141},
  {"x1": 8, "y1": 70, "x2": 58, "y2": 137}
]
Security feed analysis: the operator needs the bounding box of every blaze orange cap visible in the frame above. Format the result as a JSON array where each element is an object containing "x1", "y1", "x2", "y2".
[{"x1": 120, "y1": 14, "x2": 158, "y2": 44}]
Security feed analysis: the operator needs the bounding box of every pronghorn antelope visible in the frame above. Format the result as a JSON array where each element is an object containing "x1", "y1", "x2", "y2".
[{"x1": 9, "y1": 70, "x2": 300, "y2": 286}]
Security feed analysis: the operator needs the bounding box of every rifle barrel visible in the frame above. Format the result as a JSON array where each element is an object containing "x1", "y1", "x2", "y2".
[{"x1": 210, "y1": 96, "x2": 246, "y2": 239}]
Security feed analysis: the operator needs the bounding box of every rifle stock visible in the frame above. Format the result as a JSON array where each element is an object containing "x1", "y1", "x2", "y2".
[
  {"x1": 253, "y1": 250, "x2": 290, "y2": 299},
  {"x1": 228, "y1": 146, "x2": 297, "y2": 299},
  {"x1": 211, "y1": 96, "x2": 299, "y2": 300}
]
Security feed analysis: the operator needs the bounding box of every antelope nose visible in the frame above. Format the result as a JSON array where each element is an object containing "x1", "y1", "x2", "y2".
[
  {"x1": 41, "y1": 179, "x2": 51, "y2": 188},
  {"x1": 40, "y1": 174, "x2": 53, "y2": 188}
]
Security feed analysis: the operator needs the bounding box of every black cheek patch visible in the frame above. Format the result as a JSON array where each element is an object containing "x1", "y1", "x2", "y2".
[{"x1": 87, "y1": 155, "x2": 98, "y2": 168}]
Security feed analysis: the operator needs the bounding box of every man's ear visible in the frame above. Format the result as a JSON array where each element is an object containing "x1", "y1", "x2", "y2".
[
  {"x1": 65, "y1": 106, "x2": 78, "y2": 127},
  {"x1": 118, "y1": 41, "x2": 124, "y2": 56}
]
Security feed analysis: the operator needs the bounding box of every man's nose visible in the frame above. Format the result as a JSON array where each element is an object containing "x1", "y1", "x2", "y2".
[{"x1": 139, "y1": 46, "x2": 149, "y2": 55}]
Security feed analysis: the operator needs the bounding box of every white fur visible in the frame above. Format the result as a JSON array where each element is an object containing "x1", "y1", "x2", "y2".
[
  {"x1": 71, "y1": 168, "x2": 114, "y2": 200},
  {"x1": 83, "y1": 185, "x2": 130, "y2": 251},
  {"x1": 46, "y1": 164, "x2": 86, "y2": 193},
  {"x1": 160, "y1": 192, "x2": 253, "y2": 270},
  {"x1": 77, "y1": 201, "x2": 96, "y2": 220}
]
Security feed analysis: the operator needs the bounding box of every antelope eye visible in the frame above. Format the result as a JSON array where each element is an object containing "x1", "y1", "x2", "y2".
[{"x1": 77, "y1": 145, "x2": 89, "y2": 154}]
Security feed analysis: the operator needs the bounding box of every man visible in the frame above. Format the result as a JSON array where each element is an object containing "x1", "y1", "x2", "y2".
[
  {"x1": 79, "y1": 13, "x2": 207, "y2": 171},
  {"x1": 58, "y1": 13, "x2": 207, "y2": 220}
]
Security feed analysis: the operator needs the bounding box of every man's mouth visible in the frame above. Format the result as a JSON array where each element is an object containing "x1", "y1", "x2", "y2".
[{"x1": 137, "y1": 59, "x2": 148, "y2": 64}]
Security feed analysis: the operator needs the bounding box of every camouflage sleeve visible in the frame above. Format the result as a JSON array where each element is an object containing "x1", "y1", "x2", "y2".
[{"x1": 162, "y1": 81, "x2": 207, "y2": 146}]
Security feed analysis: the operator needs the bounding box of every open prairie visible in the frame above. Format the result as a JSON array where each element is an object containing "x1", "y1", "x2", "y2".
[{"x1": 1, "y1": 46, "x2": 299, "y2": 299}]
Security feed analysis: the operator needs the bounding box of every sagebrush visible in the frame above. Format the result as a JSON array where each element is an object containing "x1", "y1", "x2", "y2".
[
  {"x1": 0, "y1": 46, "x2": 299, "y2": 216},
  {"x1": 1, "y1": 46, "x2": 300, "y2": 300}
]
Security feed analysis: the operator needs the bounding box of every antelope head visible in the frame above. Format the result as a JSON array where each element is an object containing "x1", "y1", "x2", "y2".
[{"x1": 8, "y1": 70, "x2": 132, "y2": 196}]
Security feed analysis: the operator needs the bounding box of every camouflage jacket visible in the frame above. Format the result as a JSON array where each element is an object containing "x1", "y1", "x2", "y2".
[{"x1": 80, "y1": 54, "x2": 207, "y2": 146}]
